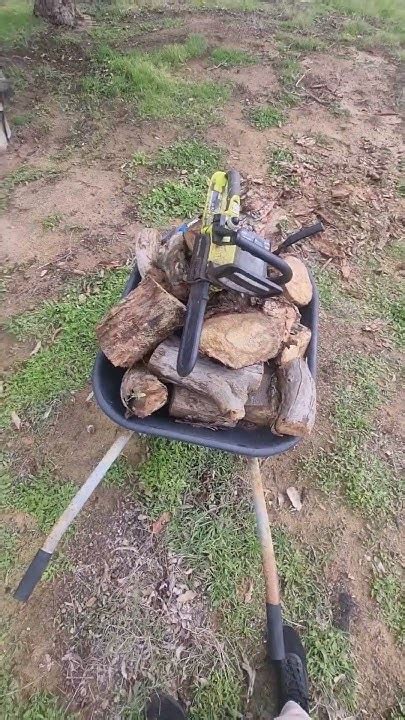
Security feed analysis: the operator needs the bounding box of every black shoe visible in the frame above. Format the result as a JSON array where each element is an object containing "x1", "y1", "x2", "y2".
[
  {"x1": 146, "y1": 692, "x2": 187, "y2": 720},
  {"x1": 277, "y1": 625, "x2": 309, "y2": 713}
]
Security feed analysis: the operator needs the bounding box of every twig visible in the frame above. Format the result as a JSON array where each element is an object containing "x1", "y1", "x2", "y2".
[{"x1": 295, "y1": 70, "x2": 309, "y2": 87}]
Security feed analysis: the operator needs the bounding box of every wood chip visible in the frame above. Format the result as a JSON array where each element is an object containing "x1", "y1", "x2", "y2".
[
  {"x1": 11, "y1": 411, "x2": 22, "y2": 430},
  {"x1": 286, "y1": 486, "x2": 302, "y2": 511}
]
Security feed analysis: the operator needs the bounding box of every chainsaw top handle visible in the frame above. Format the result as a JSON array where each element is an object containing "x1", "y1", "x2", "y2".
[{"x1": 235, "y1": 229, "x2": 293, "y2": 286}]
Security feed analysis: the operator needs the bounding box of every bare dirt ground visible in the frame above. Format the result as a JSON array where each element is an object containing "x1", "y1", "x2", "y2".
[{"x1": 1, "y1": 3, "x2": 404, "y2": 719}]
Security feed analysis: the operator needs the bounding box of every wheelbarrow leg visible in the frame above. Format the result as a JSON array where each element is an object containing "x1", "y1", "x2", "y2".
[{"x1": 14, "y1": 431, "x2": 133, "y2": 602}]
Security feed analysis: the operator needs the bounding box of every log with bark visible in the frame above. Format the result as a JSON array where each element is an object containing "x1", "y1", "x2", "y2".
[
  {"x1": 199, "y1": 300, "x2": 299, "y2": 369},
  {"x1": 275, "y1": 358, "x2": 316, "y2": 437},
  {"x1": 120, "y1": 366, "x2": 168, "y2": 418},
  {"x1": 149, "y1": 337, "x2": 263, "y2": 425},
  {"x1": 279, "y1": 324, "x2": 312, "y2": 365},
  {"x1": 97, "y1": 276, "x2": 186, "y2": 367},
  {"x1": 244, "y1": 365, "x2": 280, "y2": 426},
  {"x1": 134, "y1": 228, "x2": 162, "y2": 278},
  {"x1": 154, "y1": 231, "x2": 190, "y2": 301}
]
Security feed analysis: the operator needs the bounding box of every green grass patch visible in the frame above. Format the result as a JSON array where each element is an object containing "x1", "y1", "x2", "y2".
[
  {"x1": 104, "y1": 457, "x2": 136, "y2": 489},
  {"x1": 268, "y1": 147, "x2": 297, "y2": 187},
  {"x1": 136, "y1": 139, "x2": 223, "y2": 224},
  {"x1": 192, "y1": 0, "x2": 260, "y2": 9},
  {"x1": 138, "y1": 179, "x2": 205, "y2": 224},
  {"x1": 138, "y1": 439, "x2": 355, "y2": 707},
  {"x1": 302, "y1": 352, "x2": 397, "y2": 518},
  {"x1": 249, "y1": 105, "x2": 285, "y2": 130},
  {"x1": 276, "y1": 32, "x2": 326, "y2": 52},
  {"x1": 0, "y1": 165, "x2": 59, "y2": 214},
  {"x1": 303, "y1": 440, "x2": 397, "y2": 517},
  {"x1": 41, "y1": 213, "x2": 63, "y2": 231},
  {"x1": 0, "y1": 0, "x2": 42, "y2": 46},
  {"x1": 0, "y1": 525, "x2": 17, "y2": 580},
  {"x1": 2, "y1": 466, "x2": 76, "y2": 533},
  {"x1": 210, "y1": 46, "x2": 257, "y2": 66},
  {"x1": 371, "y1": 558, "x2": 404, "y2": 643},
  {"x1": 189, "y1": 668, "x2": 244, "y2": 720},
  {"x1": 306, "y1": 625, "x2": 355, "y2": 699},
  {"x1": 0, "y1": 669, "x2": 70, "y2": 720},
  {"x1": 2, "y1": 268, "x2": 129, "y2": 426},
  {"x1": 82, "y1": 39, "x2": 228, "y2": 124}
]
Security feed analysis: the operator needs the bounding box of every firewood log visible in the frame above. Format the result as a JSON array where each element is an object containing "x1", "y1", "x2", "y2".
[
  {"x1": 148, "y1": 337, "x2": 263, "y2": 424},
  {"x1": 282, "y1": 255, "x2": 313, "y2": 307},
  {"x1": 97, "y1": 276, "x2": 186, "y2": 367},
  {"x1": 279, "y1": 325, "x2": 312, "y2": 365},
  {"x1": 200, "y1": 300, "x2": 299, "y2": 369},
  {"x1": 244, "y1": 365, "x2": 280, "y2": 426},
  {"x1": 275, "y1": 358, "x2": 316, "y2": 437},
  {"x1": 134, "y1": 228, "x2": 161, "y2": 278},
  {"x1": 120, "y1": 366, "x2": 168, "y2": 418}
]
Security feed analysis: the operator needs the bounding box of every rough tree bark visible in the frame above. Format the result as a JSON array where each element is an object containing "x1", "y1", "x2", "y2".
[{"x1": 34, "y1": 0, "x2": 77, "y2": 27}]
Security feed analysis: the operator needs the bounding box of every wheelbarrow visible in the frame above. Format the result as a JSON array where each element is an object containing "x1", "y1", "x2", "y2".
[{"x1": 14, "y1": 262, "x2": 319, "y2": 711}]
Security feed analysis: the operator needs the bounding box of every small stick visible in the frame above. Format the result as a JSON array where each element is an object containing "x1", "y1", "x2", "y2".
[
  {"x1": 247, "y1": 457, "x2": 285, "y2": 661},
  {"x1": 14, "y1": 432, "x2": 133, "y2": 602}
]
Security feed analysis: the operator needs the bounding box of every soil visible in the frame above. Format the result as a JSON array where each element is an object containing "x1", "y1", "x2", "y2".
[{"x1": 1, "y1": 6, "x2": 404, "y2": 720}]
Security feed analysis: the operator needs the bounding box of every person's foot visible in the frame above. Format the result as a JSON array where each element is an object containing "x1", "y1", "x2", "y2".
[
  {"x1": 146, "y1": 692, "x2": 187, "y2": 720},
  {"x1": 277, "y1": 625, "x2": 309, "y2": 713}
]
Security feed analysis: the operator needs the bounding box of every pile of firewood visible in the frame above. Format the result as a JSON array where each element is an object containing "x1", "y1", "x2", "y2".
[{"x1": 96, "y1": 224, "x2": 316, "y2": 437}]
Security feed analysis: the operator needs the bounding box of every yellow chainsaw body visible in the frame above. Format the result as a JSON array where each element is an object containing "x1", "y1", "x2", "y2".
[{"x1": 202, "y1": 171, "x2": 240, "y2": 267}]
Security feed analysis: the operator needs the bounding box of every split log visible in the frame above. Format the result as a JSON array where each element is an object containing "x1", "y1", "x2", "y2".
[
  {"x1": 97, "y1": 276, "x2": 186, "y2": 367},
  {"x1": 170, "y1": 387, "x2": 238, "y2": 427},
  {"x1": 120, "y1": 366, "x2": 168, "y2": 418},
  {"x1": 149, "y1": 338, "x2": 263, "y2": 424},
  {"x1": 200, "y1": 301, "x2": 299, "y2": 369},
  {"x1": 275, "y1": 358, "x2": 316, "y2": 437},
  {"x1": 154, "y1": 231, "x2": 190, "y2": 301},
  {"x1": 205, "y1": 291, "x2": 253, "y2": 319},
  {"x1": 183, "y1": 219, "x2": 201, "y2": 252},
  {"x1": 279, "y1": 324, "x2": 312, "y2": 365},
  {"x1": 262, "y1": 297, "x2": 300, "y2": 341},
  {"x1": 244, "y1": 365, "x2": 280, "y2": 426},
  {"x1": 134, "y1": 228, "x2": 162, "y2": 278},
  {"x1": 282, "y1": 255, "x2": 313, "y2": 307}
]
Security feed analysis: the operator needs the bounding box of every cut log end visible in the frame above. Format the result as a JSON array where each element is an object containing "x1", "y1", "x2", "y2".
[
  {"x1": 120, "y1": 366, "x2": 168, "y2": 418},
  {"x1": 282, "y1": 255, "x2": 313, "y2": 307}
]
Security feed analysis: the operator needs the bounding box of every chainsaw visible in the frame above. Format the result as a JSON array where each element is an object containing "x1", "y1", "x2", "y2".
[{"x1": 177, "y1": 170, "x2": 323, "y2": 377}]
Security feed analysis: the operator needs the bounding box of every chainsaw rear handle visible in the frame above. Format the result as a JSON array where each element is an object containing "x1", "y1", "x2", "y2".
[
  {"x1": 274, "y1": 221, "x2": 324, "y2": 255},
  {"x1": 235, "y1": 230, "x2": 293, "y2": 285}
]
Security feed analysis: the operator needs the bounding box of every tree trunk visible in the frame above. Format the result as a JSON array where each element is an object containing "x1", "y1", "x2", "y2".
[{"x1": 34, "y1": 0, "x2": 77, "y2": 27}]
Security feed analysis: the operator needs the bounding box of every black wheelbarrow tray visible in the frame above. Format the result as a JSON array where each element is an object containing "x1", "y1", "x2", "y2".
[{"x1": 92, "y1": 266, "x2": 318, "y2": 458}]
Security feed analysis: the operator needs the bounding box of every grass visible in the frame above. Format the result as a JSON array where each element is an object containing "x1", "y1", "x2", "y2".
[
  {"x1": 82, "y1": 38, "x2": 229, "y2": 124},
  {"x1": 136, "y1": 140, "x2": 223, "y2": 224},
  {"x1": 0, "y1": 0, "x2": 42, "y2": 46},
  {"x1": 268, "y1": 147, "x2": 297, "y2": 187},
  {"x1": 210, "y1": 47, "x2": 257, "y2": 66},
  {"x1": 104, "y1": 457, "x2": 136, "y2": 489},
  {"x1": 189, "y1": 668, "x2": 244, "y2": 720},
  {"x1": 0, "y1": 526, "x2": 17, "y2": 580},
  {"x1": 302, "y1": 352, "x2": 398, "y2": 518},
  {"x1": 371, "y1": 557, "x2": 404, "y2": 643},
  {"x1": 2, "y1": 466, "x2": 76, "y2": 533},
  {"x1": 0, "y1": 165, "x2": 59, "y2": 213},
  {"x1": 41, "y1": 213, "x2": 63, "y2": 231},
  {"x1": 0, "y1": 670, "x2": 70, "y2": 720},
  {"x1": 138, "y1": 440, "x2": 355, "y2": 707},
  {"x1": 2, "y1": 267, "x2": 129, "y2": 426},
  {"x1": 249, "y1": 105, "x2": 285, "y2": 130}
]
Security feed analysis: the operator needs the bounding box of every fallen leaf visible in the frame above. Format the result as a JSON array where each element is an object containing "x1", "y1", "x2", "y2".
[
  {"x1": 286, "y1": 486, "x2": 302, "y2": 511},
  {"x1": 151, "y1": 511, "x2": 171, "y2": 535},
  {"x1": 177, "y1": 590, "x2": 196, "y2": 605},
  {"x1": 30, "y1": 340, "x2": 42, "y2": 356},
  {"x1": 86, "y1": 596, "x2": 97, "y2": 608},
  {"x1": 85, "y1": 390, "x2": 94, "y2": 403},
  {"x1": 11, "y1": 411, "x2": 22, "y2": 430},
  {"x1": 121, "y1": 659, "x2": 128, "y2": 680},
  {"x1": 40, "y1": 268, "x2": 48, "y2": 277},
  {"x1": 43, "y1": 407, "x2": 52, "y2": 420}
]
